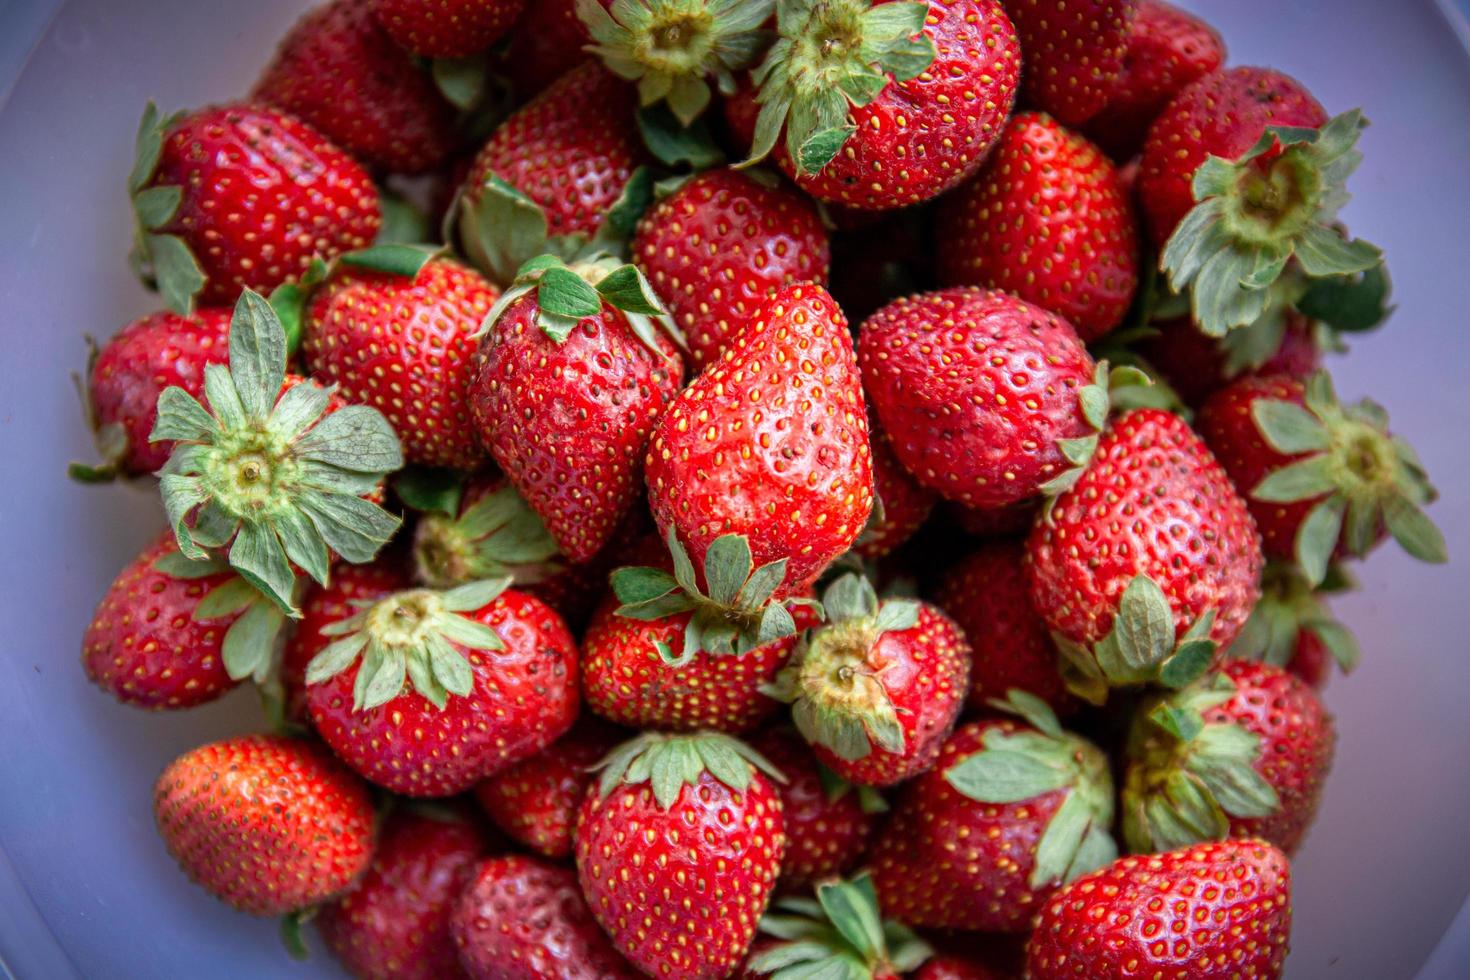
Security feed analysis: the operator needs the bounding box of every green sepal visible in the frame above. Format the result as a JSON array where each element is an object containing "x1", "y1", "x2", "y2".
[
  {"x1": 339, "y1": 243, "x2": 441, "y2": 280},
  {"x1": 751, "y1": 872, "x2": 933, "y2": 978},
  {"x1": 433, "y1": 54, "x2": 490, "y2": 111},
  {"x1": 376, "y1": 189, "x2": 434, "y2": 247},
  {"x1": 458, "y1": 175, "x2": 578, "y2": 287},
  {"x1": 394, "y1": 467, "x2": 466, "y2": 518},
  {"x1": 267, "y1": 257, "x2": 328, "y2": 358},
  {"x1": 1040, "y1": 361, "x2": 1115, "y2": 499},
  {"x1": 411, "y1": 480, "x2": 562, "y2": 589},
  {"x1": 127, "y1": 102, "x2": 207, "y2": 315},
  {"x1": 593, "y1": 730, "x2": 784, "y2": 810},
  {"x1": 637, "y1": 103, "x2": 726, "y2": 169},
  {"x1": 279, "y1": 909, "x2": 314, "y2": 961}
]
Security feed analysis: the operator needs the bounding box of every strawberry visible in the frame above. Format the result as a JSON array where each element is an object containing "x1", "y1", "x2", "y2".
[
  {"x1": 770, "y1": 573, "x2": 969, "y2": 787},
  {"x1": 497, "y1": 0, "x2": 608, "y2": 97},
  {"x1": 742, "y1": 0, "x2": 1020, "y2": 210},
  {"x1": 1226, "y1": 561, "x2": 1361, "y2": 688},
  {"x1": 69, "y1": 309, "x2": 230, "y2": 481},
  {"x1": 1197, "y1": 372, "x2": 1444, "y2": 583},
  {"x1": 254, "y1": 0, "x2": 458, "y2": 173},
  {"x1": 1006, "y1": 0, "x2": 1137, "y2": 126},
  {"x1": 869, "y1": 693, "x2": 1117, "y2": 931},
  {"x1": 744, "y1": 874, "x2": 933, "y2": 978},
  {"x1": 129, "y1": 103, "x2": 379, "y2": 315},
  {"x1": 1123, "y1": 660, "x2": 1335, "y2": 856},
  {"x1": 373, "y1": 0, "x2": 524, "y2": 58},
  {"x1": 935, "y1": 112, "x2": 1139, "y2": 342},
  {"x1": 910, "y1": 953, "x2": 1008, "y2": 980},
  {"x1": 408, "y1": 472, "x2": 562, "y2": 589},
  {"x1": 1025, "y1": 839, "x2": 1292, "y2": 980},
  {"x1": 933, "y1": 540, "x2": 1077, "y2": 716},
  {"x1": 301, "y1": 578, "x2": 580, "y2": 796},
  {"x1": 452, "y1": 854, "x2": 641, "y2": 979},
  {"x1": 1085, "y1": 0, "x2": 1226, "y2": 160},
  {"x1": 857, "y1": 287, "x2": 1102, "y2": 509},
  {"x1": 1026, "y1": 408, "x2": 1263, "y2": 702},
  {"x1": 632, "y1": 167, "x2": 831, "y2": 370},
  {"x1": 576, "y1": 732, "x2": 786, "y2": 977},
  {"x1": 855, "y1": 422, "x2": 938, "y2": 560},
  {"x1": 153, "y1": 734, "x2": 376, "y2": 916},
  {"x1": 303, "y1": 251, "x2": 499, "y2": 470},
  {"x1": 1139, "y1": 311, "x2": 1322, "y2": 408},
  {"x1": 469, "y1": 256, "x2": 683, "y2": 563},
  {"x1": 316, "y1": 807, "x2": 489, "y2": 980}
]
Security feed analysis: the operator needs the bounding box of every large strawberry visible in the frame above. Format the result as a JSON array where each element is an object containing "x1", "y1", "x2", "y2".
[
  {"x1": 1026, "y1": 409, "x2": 1263, "y2": 702},
  {"x1": 745, "y1": 874, "x2": 933, "y2": 978},
  {"x1": 129, "y1": 103, "x2": 379, "y2": 314},
  {"x1": 742, "y1": 0, "x2": 1021, "y2": 210},
  {"x1": 1227, "y1": 561, "x2": 1361, "y2": 687},
  {"x1": 301, "y1": 578, "x2": 580, "y2": 796},
  {"x1": 576, "y1": 732, "x2": 786, "y2": 977},
  {"x1": 373, "y1": 0, "x2": 523, "y2": 58},
  {"x1": 869, "y1": 693, "x2": 1117, "y2": 932},
  {"x1": 153, "y1": 734, "x2": 375, "y2": 916},
  {"x1": 935, "y1": 113, "x2": 1139, "y2": 342},
  {"x1": 1006, "y1": 0, "x2": 1137, "y2": 126},
  {"x1": 255, "y1": 0, "x2": 458, "y2": 173},
  {"x1": 632, "y1": 167, "x2": 831, "y2": 370},
  {"x1": 1025, "y1": 839, "x2": 1292, "y2": 979},
  {"x1": 855, "y1": 422, "x2": 938, "y2": 560}
]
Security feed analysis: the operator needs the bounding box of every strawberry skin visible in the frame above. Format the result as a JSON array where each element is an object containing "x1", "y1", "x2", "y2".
[
  {"x1": 255, "y1": 0, "x2": 458, "y2": 173},
  {"x1": 316, "y1": 809, "x2": 488, "y2": 980},
  {"x1": 497, "y1": 0, "x2": 609, "y2": 97},
  {"x1": 153, "y1": 734, "x2": 376, "y2": 916},
  {"x1": 936, "y1": 112, "x2": 1139, "y2": 342},
  {"x1": 373, "y1": 0, "x2": 524, "y2": 58},
  {"x1": 1025, "y1": 839, "x2": 1292, "y2": 980},
  {"x1": 304, "y1": 258, "x2": 499, "y2": 470},
  {"x1": 632, "y1": 168, "x2": 831, "y2": 370},
  {"x1": 1007, "y1": 0, "x2": 1137, "y2": 126},
  {"x1": 910, "y1": 953, "x2": 1009, "y2": 980},
  {"x1": 855, "y1": 424, "x2": 938, "y2": 559}
]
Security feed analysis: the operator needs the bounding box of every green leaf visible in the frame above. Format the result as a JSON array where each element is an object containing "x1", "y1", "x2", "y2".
[
  {"x1": 427, "y1": 637, "x2": 476, "y2": 696},
  {"x1": 1293, "y1": 224, "x2": 1382, "y2": 277},
  {"x1": 1252, "y1": 455, "x2": 1336, "y2": 503},
  {"x1": 132, "y1": 185, "x2": 181, "y2": 230},
  {"x1": 1298, "y1": 263, "x2": 1393, "y2": 333},
  {"x1": 440, "y1": 578, "x2": 511, "y2": 612},
  {"x1": 194, "y1": 577, "x2": 260, "y2": 621},
  {"x1": 1384, "y1": 496, "x2": 1448, "y2": 564},
  {"x1": 129, "y1": 101, "x2": 166, "y2": 194},
  {"x1": 873, "y1": 599, "x2": 919, "y2": 634},
  {"x1": 1159, "y1": 641, "x2": 1214, "y2": 689},
  {"x1": 221, "y1": 600, "x2": 286, "y2": 682},
  {"x1": 737, "y1": 558, "x2": 788, "y2": 612},
  {"x1": 436, "y1": 612, "x2": 505, "y2": 651},
  {"x1": 361, "y1": 648, "x2": 408, "y2": 710},
  {"x1": 305, "y1": 633, "x2": 369, "y2": 684},
  {"x1": 797, "y1": 125, "x2": 855, "y2": 175},
  {"x1": 1113, "y1": 576, "x2": 1175, "y2": 672},
  {"x1": 145, "y1": 233, "x2": 206, "y2": 316},
  {"x1": 153, "y1": 550, "x2": 229, "y2": 579},
  {"x1": 295, "y1": 405, "x2": 404, "y2": 473},
  {"x1": 150, "y1": 387, "x2": 218, "y2": 444},
  {"x1": 1295, "y1": 495, "x2": 1347, "y2": 587},
  {"x1": 376, "y1": 192, "x2": 432, "y2": 247},
  {"x1": 460, "y1": 176, "x2": 552, "y2": 287},
  {"x1": 339, "y1": 244, "x2": 438, "y2": 279},
  {"x1": 1031, "y1": 789, "x2": 1089, "y2": 887},
  {"x1": 229, "y1": 522, "x2": 298, "y2": 615},
  {"x1": 944, "y1": 748, "x2": 1071, "y2": 804},
  {"x1": 406, "y1": 647, "x2": 448, "y2": 709},
  {"x1": 1309, "y1": 619, "x2": 1362, "y2": 672},
  {"x1": 603, "y1": 165, "x2": 655, "y2": 240},
  {"x1": 297, "y1": 490, "x2": 402, "y2": 564},
  {"x1": 636, "y1": 104, "x2": 725, "y2": 168},
  {"x1": 816, "y1": 876, "x2": 885, "y2": 961},
  {"x1": 267, "y1": 380, "x2": 333, "y2": 443},
  {"x1": 611, "y1": 564, "x2": 681, "y2": 607},
  {"x1": 704, "y1": 534, "x2": 754, "y2": 607},
  {"x1": 536, "y1": 266, "x2": 603, "y2": 321},
  {"x1": 1252, "y1": 400, "x2": 1331, "y2": 455},
  {"x1": 432, "y1": 55, "x2": 488, "y2": 110},
  {"x1": 227, "y1": 290, "x2": 288, "y2": 423},
  {"x1": 595, "y1": 264, "x2": 666, "y2": 315}
]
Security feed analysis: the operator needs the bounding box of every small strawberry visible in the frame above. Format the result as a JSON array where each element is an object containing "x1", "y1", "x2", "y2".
[
  {"x1": 301, "y1": 578, "x2": 580, "y2": 796},
  {"x1": 373, "y1": 0, "x2": 524, "y2": 58},
  {"x1": 632, "y1": 167, "x2": 831, "y2": 370},
  {"x1": 770, "y1": 573, "x2": 969, "y2": 787},
  {"x1": 153, "y1": 734, "x2": 376, "y2": 916},
  {"x1": 1026, "y1": 409, "x2": 1263, "y2": 702},
  {"x1": 855, "y1": 423, "x2": 938, "y2": 560},
  {"x1": 935, "y1": 112, "x2": 1139, "y2": 342},
  {"x1": 1006, "y1": 0, "x2": 1137, "y2": 126},
  {"x1": 576, "y1": 731, "x2": 786, "y2": 977},
  {"x1": 744, "y1": 874, "x2": 933, "y2": 978},
  {"x1": 1226, "y1": 560, "x2": 1361, "y2": 687},
  {"x1": 452, "y1": 854, "x2": 641, "y2": 979},
  {"x1": 255, "y1": 0, "x2": 458, "y2": 173},
  {"x1": 497, "y1": 0, "x2": 608, "y2": 97},
  {"x1": 408, "y1": 472, "x2": 562, "y2": 590},
  {"x1": 1024, "y1": 839, "x2": 1292, "y2": 980},
  {"x1": 869, "y1": 693, "x2": 1117, "y2": 931},
  {"x1": 316, "y1": 807, "x2": 489, "y2": 980},
  {"x1": 129, "y1": 103, "x2": 379, "y2": 314}
]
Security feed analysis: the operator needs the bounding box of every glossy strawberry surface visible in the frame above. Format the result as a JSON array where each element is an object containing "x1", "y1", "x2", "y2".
[
  {"x1": 1008, "y1": 0, "x2": 1137, "y2": 125},
  {"x1": 373, "y1": 0, "x2": 523, "y2": 58}
]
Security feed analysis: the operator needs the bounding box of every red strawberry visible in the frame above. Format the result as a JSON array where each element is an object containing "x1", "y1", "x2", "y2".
[
  {"x1": 1085, "y1": 0, "x2": 1226, "y2": 160},
  {"x1": 1123, "y1": 660, "x2": 1335, "y2": 856},
  {"x1": 1197, "y1": 372, "x2": 1444, "y2": 583},
  {"x1": 130, "y1": 103, "x2": 379, "y2": 314},
  {"x1": 856, "y1": 423, "x2": 938, "y2": 560},
  {"x1": 1025, "y1": 839, "x2": 1292, "y2": 980},
  {"x1": 1007, "y1": 0, "x2": 1137, "y2": 126},
  {"x1": 304, "y1": 253, "x2": 499, "y2": 469},
  {"x1": 1226, "y1": 560, "x2": 1361, "y2": 688},
  {"x1": 153, "y1": 734, "x2": 376, "y2": 916},
  {"x1": 316, "y1": 808, "x2": 489, "y2": 980},
  {"x1": 933, "y1": 540, "x2": 1077, "y2": 716},
  {"x1": 373, "y1": 0, "x2": 524, "y2": 58},
  {"x1": 1140, "y1": 311, "x2": 1321, "y2": 408},
  {"x1": 575, "y1": 732, "x2": 786, "y2": 977},
  {"x1": 771, "y1": 573, "x2": 969, "y2": 787},
  {"x1": 255, "y1": 0, "x2": 458, "y2": 173},
  {"x1": 858, "y1": 287, "x2": 1101, "y2": 510},
  {"x1": 869, "y1": 694, "x2": 1117, "y2": 931},
  {"x1": 935, "y1": 112, "x2": 1139, "y2": 342},
  {"x1": 70, "y1": 309, "x2": 230, "y2": 481},
  {"x1": 632, "y1": 168, "x2": 831, "y2": 370},
  {"x1": 302, "y1": 579, "x2": 580, "y2": 796},
  {"x1": 910, "y1": 953, "x2": 1008, "y2": 980},
  {"x1": 1026, "y1": 409, "x2": 1263, "y2": 701},
  {"x1": 1283, "y1": 628, "x2": 1331, "y2": 689},
  {"x1": 744, "y1": 874, "x2": 934, "y2": 978},
  {"x1": 452, "y1": 854, "x2": 640, "y2": 979},
  {"x1": 497, "y1": 0, "x2": 608, "y2": 97}
]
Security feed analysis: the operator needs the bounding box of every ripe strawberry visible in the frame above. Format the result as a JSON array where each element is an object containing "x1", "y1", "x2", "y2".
[
  {"x1": 373, "y1": 0, "x2": 524, "y2": 58},
  {"x1": 1026, "y1": 409, "x2": 1263, "y2": 702},
  {"x1": 869, "y1": 694, "x2": 1117, "y2": 932},
  {"x1": 1007, "y1": 0, "x2": 1137, "y2": 126},
  {"x1": 497, "y1": 0, "x2": 608, "y2": 97},
  {"x1": 745, "y1": 874, "x2": 933, "y2": 978},
  {"x1": 302, "y1": 579, "x2": 580, "y2": 796},
  {"x1": 771, "y1": 573, "x2": 969, "y2": 787},
  {"x1": 935, "y1": 112, "x2": 1139, "y2": 342},
  {"x1": 858, "y1": 287, "x2": 1101, "y2": 509},
  {"x1": 129, "y1": 103, "x2": 379, "y2": 314},
  {"x1": 1025, "y1": 839, "x2": 1292, "y2": 979},
  {"x1": 1226, "y1": 561, "x2": 1361, "y2": 688},
  {"x1": 1123, "y1": 660, "x2": 1335, "y2": 856},
  {"x1": 70, "y1": 309, "x2": 230, "y2": 481},
  {"x1": 255, "y1": 0, "x2": 458, "y2": 173},
  {"x1": 1140, "y1": 311, "x2": 1321, "y2": 408},
  {"x1": 452, "y1": 854, "x2": 641, "y2": 979},
  {"x1": 1197, "y1": 372, "x2": 1444, "y2": 583},
  {"x1": 856, "y1": 423, "x2": 938, "y2": 559},
  {"x1": 576, "y1": 732, "x2": 786, "y2": 977},
  {"x1": 469, "y1": 256, "x2": 683, "y2": 563},
  {"x1": 742, "y1": 0, "x2": 1020, "y2": 210},
  {"x1": 316, "y1": 808, "x2": 489, "y2": 980},
  {"x1": 933, "y1": 540, "x2": 1077, "y2": 716},
  {"x1": 153, "y1": 734, "x2": 375, "y2": 916},
  {"x1": 632, "y1": 167, "x2": 831, "y2": 370},
  {"x1": 910, "y1": 953, "x2": 1007, "y2": 980},
  {"x1": 304, "y1": 252, "x2": 499, "y2": 469}
]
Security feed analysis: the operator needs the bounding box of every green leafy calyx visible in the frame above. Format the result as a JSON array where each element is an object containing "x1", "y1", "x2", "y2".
[
  {"x1": 128, "y1": 101, "x2": 205, "y2": 316},
  {"x1": 412, "y1": 481, "x2": 562, "y2": 589},
  {"x1": 593, "y1": 730, "x2": 784, "y2": 809},
  {"x1": 1227, "y1": 560, "x2": 1360, "y2": 675},
  {"x1": 750, "y1": 872, "x2": 933, "y2": 977},
  {"x1": 152, "y1": 550, "x2": 290, "y2": 684}
]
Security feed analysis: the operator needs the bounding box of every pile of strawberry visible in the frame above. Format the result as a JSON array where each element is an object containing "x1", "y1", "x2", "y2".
[{"x1": 72, "y1": 0, "x2": 1445, "y2": 977}]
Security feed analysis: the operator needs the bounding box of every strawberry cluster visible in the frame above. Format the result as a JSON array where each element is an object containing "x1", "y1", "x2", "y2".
[{"x1": 73, "y1": 1, "x2": 1442, "y2": 978}]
